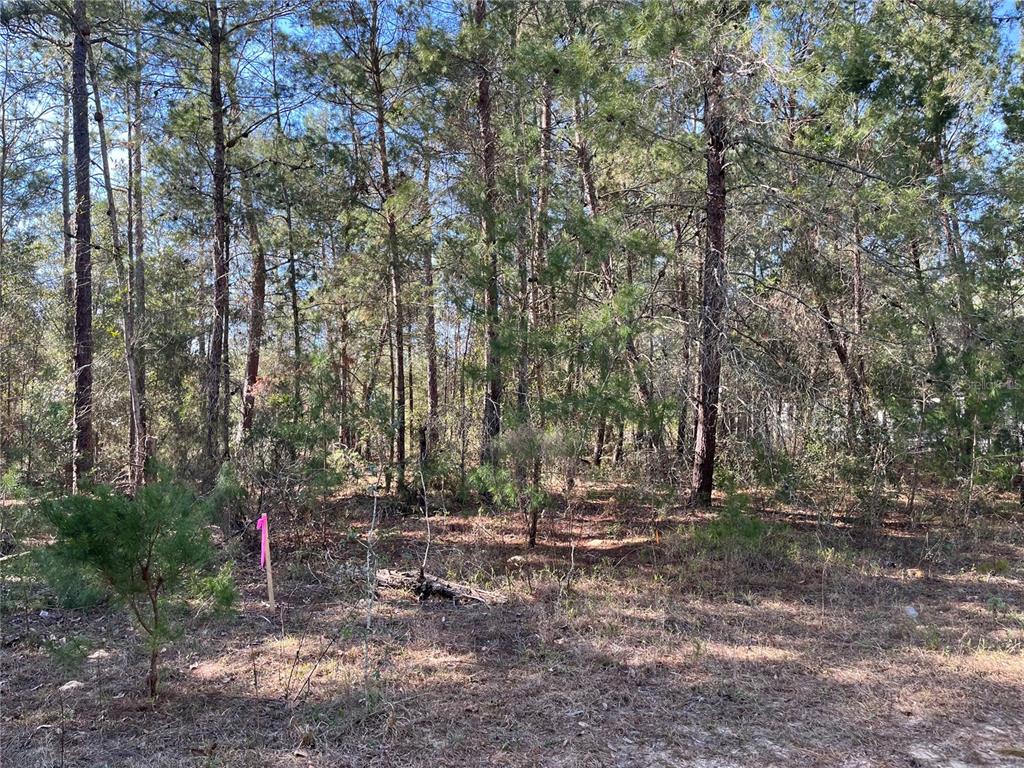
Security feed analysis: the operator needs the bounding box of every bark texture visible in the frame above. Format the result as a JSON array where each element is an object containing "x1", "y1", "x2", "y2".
[
  {"x1": 71, "y1": 0, "x2": 95, "y2": 490},
  {"x1": 691, "y1": 61, "x2": 727, "y2": 506}
]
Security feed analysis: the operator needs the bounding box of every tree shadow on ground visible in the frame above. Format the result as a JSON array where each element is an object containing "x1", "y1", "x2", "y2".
[{"x1": 3, "y1": 483, "x2": 1022, "y2": 767}]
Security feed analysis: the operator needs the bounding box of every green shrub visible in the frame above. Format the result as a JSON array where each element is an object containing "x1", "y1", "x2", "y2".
[
  {"x1": 977, "y1": 558, "x2": 1011, "y2": 577},
  {"x1": 42, "y1": 477, "x2": 214, "y2": 697},
  {"x1": 207, "y1": 462, "x2": 247, "y2": 531},
  {"x1": 468, "y1": 464, "x2": 518, "y2": 511},
  {"x1": 191, "y1": 561, "x2": 238, "y2": 615},
  {"x1": 1, "y1": 465, "x2": 26, "y2": 500},
  {"x1": 694, "y1": 492, "x2": 772, "y2": 557},
  {"x1": 44, "y1": 635, "x2": 92, "y2": 674},
  {"x1": 33, "y1": 548, "x2": 107, "y2": 609},
  {"x1": 468, "y1": 463, "x2": 549, "y2": 546}
]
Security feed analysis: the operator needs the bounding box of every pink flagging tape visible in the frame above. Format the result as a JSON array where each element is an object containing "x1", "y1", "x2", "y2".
[{"x1": 256, "y1": 513, "x2": 268, "y2": 569}]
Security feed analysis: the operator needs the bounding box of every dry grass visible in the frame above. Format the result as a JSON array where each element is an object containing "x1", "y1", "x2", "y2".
[{"x1": 2, "y1": 482, "x2": 1023, "y2": 767}]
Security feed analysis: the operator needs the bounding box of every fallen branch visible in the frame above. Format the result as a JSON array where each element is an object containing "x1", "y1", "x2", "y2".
[{"x1": 348, "y1": 566, "x2": 507, "y2": 605}]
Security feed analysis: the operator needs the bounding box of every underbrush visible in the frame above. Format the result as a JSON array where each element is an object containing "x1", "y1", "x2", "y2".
[{"x1": 665, "y1": 492, "x2": 797, "y2": 568}]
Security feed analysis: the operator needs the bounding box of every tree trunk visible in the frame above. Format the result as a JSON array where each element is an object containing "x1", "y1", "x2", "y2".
[
  {"x1": 239, "y1": 165, "x2": 266, "y2": 438},
  {"x1": 60, "y1": 69, "x2": 76, "y2": 488},
  {"x1": 475, "y1": 0, "x2": 501, "y2": 467},
  {"x1": 674, "y1": 221, "x2": 691, "y2": 457},
  {"x1": 422, "y1": 155, "x2": 440, "y2": 452},
  {"x1": 340, "y1": 299, "x2": 352, "y2": 446},
  {"x1": 205, "y1": 0, "x2": 229, "y2": 471},
  {"x1": 690, "y1": 61, "x2": 727, "y2": 507},
  {"x1": 575, "y1": 100, "x2": 659, "y2": 452},
  {"x1": 87, "y1": 42, "x2": 145, "y2": 490},
  {"x1": 221, "y1": 197, "x2": 231, "y2": 458},
  {"x1": 131, "y1": 28, "x2": 150, "y2": 478},
  {"x1": 531, "y1": 86, "x2": 552, "y2": 486},
  {"x1": 934, "y1": 139, "x2": 973, "y2": 342},
  {"x1": 817, "y1": 298, "x2": 869, "y2": 432},
  {"x1": 223, "y1": 62, "x2": 263, "y2": 443},
  {"x1": 593, "y1": 419, "x2": 606, "y2": 466},
  {"x1": 61, "y1": 72, "x2": 74, "y2": 360},
  {"x1": 369, "y1": 0, "x2": 405, "y2": 493},
  {"x1": 270, "y1": 21, "x2": 302, "y2": 416},
  {"x1": 71, "y1": 0, "x2": 95, "y2": 491},
  {"x1": 509, "y1": 19, "x2": 532, "y2": 488},
  {"x1": 613, "y1": 421, "x2": 625, "y2": 465}
]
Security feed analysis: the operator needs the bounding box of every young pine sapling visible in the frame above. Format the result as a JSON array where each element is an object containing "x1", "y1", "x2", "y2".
[{"x1": 43, "y1": 477, "x2": 214, "y2": 697}]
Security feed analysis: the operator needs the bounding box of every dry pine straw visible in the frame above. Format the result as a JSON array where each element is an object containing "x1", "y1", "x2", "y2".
[{"x1": 2, "y1": 484, "x2": 1023, "y2": 768}]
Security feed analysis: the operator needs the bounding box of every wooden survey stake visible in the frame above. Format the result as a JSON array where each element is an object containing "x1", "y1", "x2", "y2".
[{"x1": 256, "y1": 513, "x2": 276, "y2": 610}]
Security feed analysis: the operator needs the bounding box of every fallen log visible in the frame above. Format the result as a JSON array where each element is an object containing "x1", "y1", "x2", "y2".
[{"x1": 350, "y1": 566, "x2": 507, "y2": 605}]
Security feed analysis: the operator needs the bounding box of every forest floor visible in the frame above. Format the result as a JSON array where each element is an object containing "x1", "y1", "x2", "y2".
[{"x1": 2, "y1": 481, "x2": 1023, "y2": 767}]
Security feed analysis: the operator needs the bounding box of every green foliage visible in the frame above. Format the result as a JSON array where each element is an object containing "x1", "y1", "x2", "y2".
[
  {"x1": 34, "y1": 548, "x2": 108, "y2": 609},
  {"x1": 468, "y1": 464, "x2": 518, "y2": 512},
  {"x1": 977, "y1": 558, "x2": 1010, "y2": 577},
  {"x1": 41, "y1": 477, "x2": 215, "y2": 695},
  {"x1": 467, "y1": 461, "x2": 549, "y2": 546},
  {"x1": 727, "y1": 441, "x2": 806, "y2": 503},
  {"x1": 191, "y1": 561, "x2": 237, "y2": 615},
  {"x1": 43, "y1": 479, "x2": 212, "y2": 607},
  {"x1": 1, "y1": 465, "x2": 26, "y2": 500},
  {"x1": 695, "y1": 493, "x2": 767, "y2": 552},
  {"x1": 3, "y1": 0, "x2": 1022, "y2": 574},
  {"x1": 207, "y1": 462, "x2": 247, "y2": 530},
  {"x1": 986, "y1": 596, "x2": 1009, "y2": 617},
  {"x1": 416, "y1": 445, "x2": 465, "y2": 498},
  {"x1": 44, "y1": 635, "x2": 93, "y2": 674}
]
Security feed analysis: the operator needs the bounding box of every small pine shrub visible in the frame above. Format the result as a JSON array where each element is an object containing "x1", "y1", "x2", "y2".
[
  {"x1": 34, "y1": 548, "x2": 107, "y2": 609},
  {"x1": 44, "y1": 635, "x2": 92, "y2": 674},
  {"x1": 467, "y1": 464, "x2": 548, "y2": 546},
  {"x1": 467, "y1": 464, "x2": 518, "y2": 511},
  {"x1": 693, "y1": 492, "x2": 782, "y2": 561},
  {"x1": 42, "y1": 476, "x2": 214, "y2": 697},
  {"x1": 191, "y1": 561, "x2": 238, "y2": 615}
]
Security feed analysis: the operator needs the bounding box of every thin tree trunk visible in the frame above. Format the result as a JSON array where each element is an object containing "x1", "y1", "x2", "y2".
[
  {"x1": 674, "y1": 220, "x2": 690, "y2": 457},
  {"x1": 126, "y1": 84, "x2": 137, "y2": 468},
  {"x1": 368, "y1": 0, "x2": 405, "y2": 493},
  {"x1": 593, "y1": 420, "x2": 606, "y2": 465},
  {"x1": 131, "y1": 27, "x2": 149, "y2": 478},
  {"x1": 911, "y1": 239, "x2": 942, "y2": 365},
  {"x1": 529, "y1": 87, "x2": 553, "y2": 485},
  {"x1": 0, "y1": 44, "x2": 12, "y2": 466},
  {"x1": 71, "y1": 0, "x2": 95, "y2": 491},
  {"x1": 934, "y1": 139, "x2": 973, "y2": 341},
  {"x1": 61, "y1": 69, "x2": 75, "y2": 479},
  {"x1": 475, "y1": 0, "x2": 501, "y2": 467},
  {"x1": 221, "y1": 219, "x2": 231, "y2": 458},
  {"x1": 510, "y1": 19, "x2": 532, "y2": 489},
  {"x1": 205, "y1": 0, "x2": 229, "y2": 471},
  {"x1": 340, "y1": 300, "x2": 352, "y2": 445},
  {"x1": 817, "y1": 298, "x2": 869, "y2": 430},
  {"x1": 239, "y1": 165, "x2": 266, "y2": 438},
  {"x1": 61, "y1": 71, "x2": 74, "y2": 352},
  {"x1": 269, "y1": 21, "x2": 302, "y2": 416},
  {"x1": 87, "y1": 42, "x2": 145, "y2": 489},
  {"x1": 690, "y1": 60, "x2": 727, "y2": 506},
  {"x1": 575, "y1": 101, "x2": 612, "y2": 465},
  {"x1": 422, "y1": 155, "x2": 439, "y2": 452},
  {"x1": 387, "y1": 311, "x2": 395, "y2": 492}
]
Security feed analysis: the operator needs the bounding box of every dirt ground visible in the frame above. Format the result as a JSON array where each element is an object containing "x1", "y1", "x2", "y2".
[{"x1": 2, "y1": 483, "x2": 1023, "y2": 767}]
